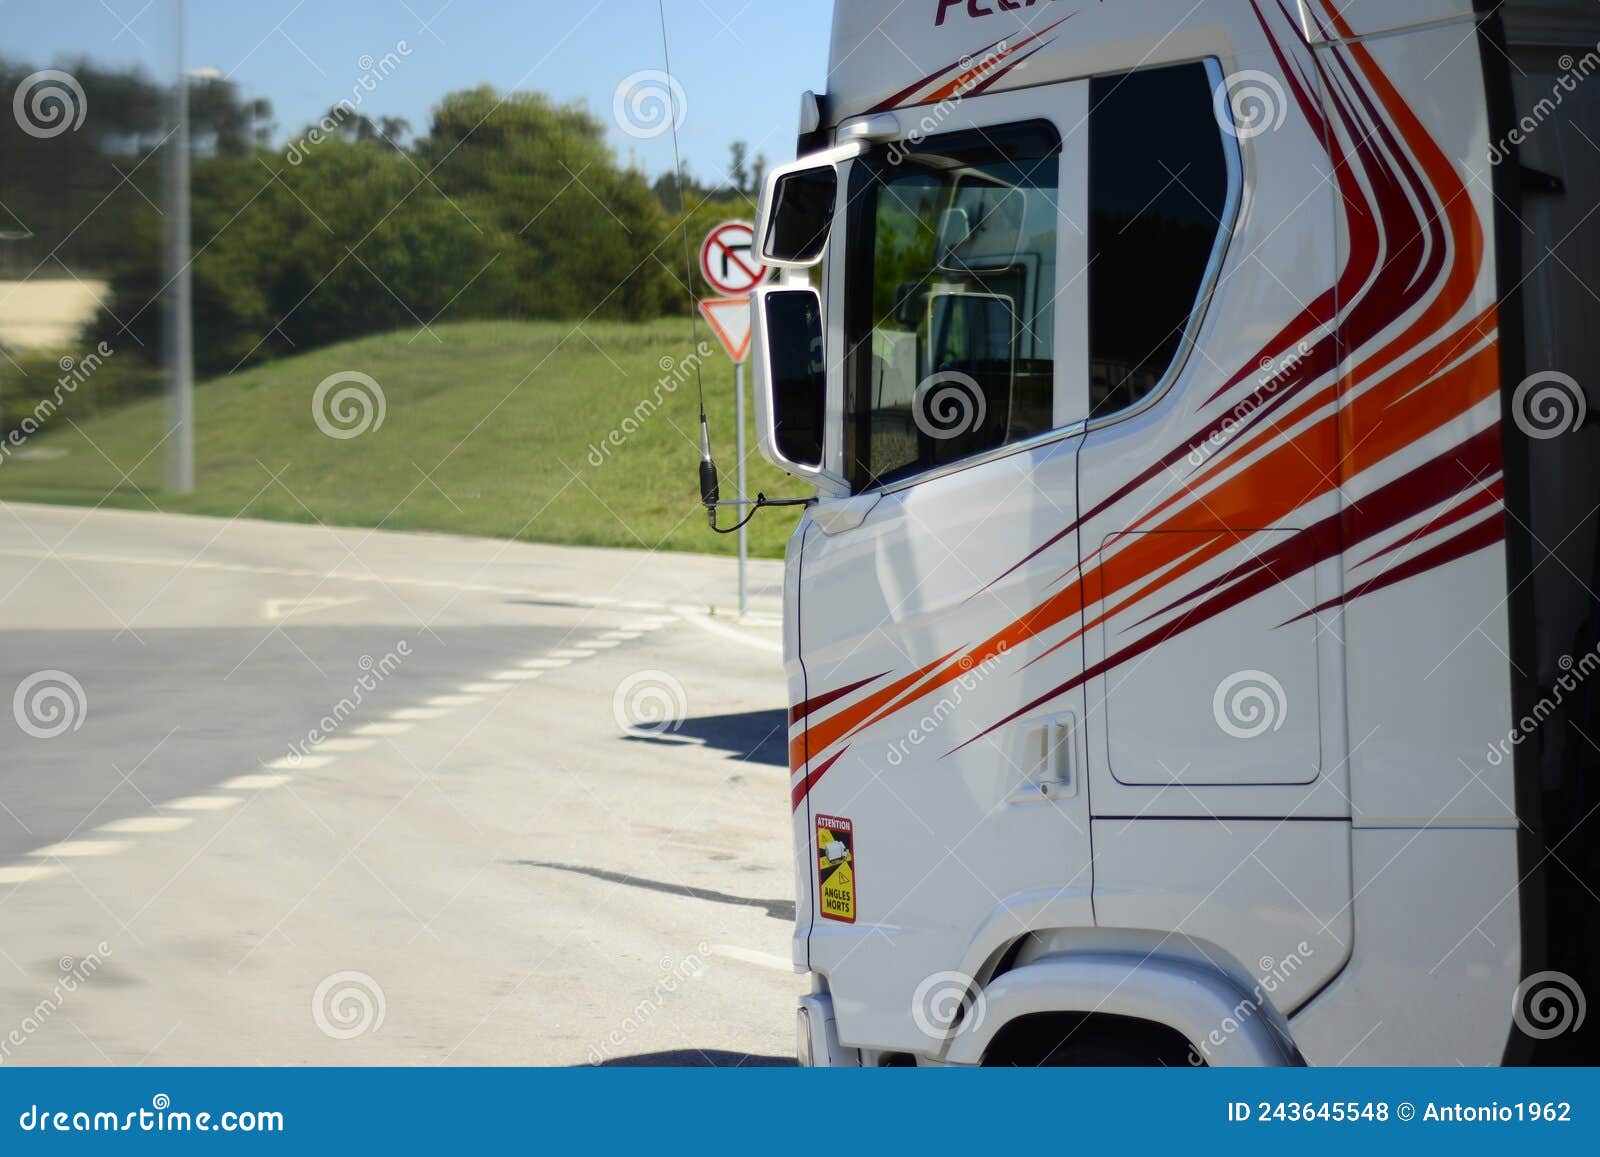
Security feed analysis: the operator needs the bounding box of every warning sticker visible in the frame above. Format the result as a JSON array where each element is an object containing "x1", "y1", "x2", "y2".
[{"x1": 815, "y1": 814, "x2": 856, "y2": 924}]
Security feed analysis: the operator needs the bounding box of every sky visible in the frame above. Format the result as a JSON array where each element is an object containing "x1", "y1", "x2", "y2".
[{"x1": 3, "y1": 0, "x2": 836, "y2": 182}]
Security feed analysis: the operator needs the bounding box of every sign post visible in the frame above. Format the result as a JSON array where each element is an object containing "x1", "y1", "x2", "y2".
[
  {"x1": 735, "y1": 360, "x2": 747, "y2": 617},
  {"x1": 698, "y1": 221, "x2": 768, "y2": 619}
]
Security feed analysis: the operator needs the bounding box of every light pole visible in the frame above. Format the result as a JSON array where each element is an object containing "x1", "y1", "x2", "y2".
[{"x1": 164, "y1": 0, "x2": 195, "y2": 493}]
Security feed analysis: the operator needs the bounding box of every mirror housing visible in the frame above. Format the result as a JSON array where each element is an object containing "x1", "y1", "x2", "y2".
[
  {"x1": 754, "y1": 143, "x2": 860, "y2": 269},
  {"x1": 759, "y1": 169, "x2": 836, "y2": 266},
  {"x1": 751, "y1": 285, "x2": 844, "y2": 489}
]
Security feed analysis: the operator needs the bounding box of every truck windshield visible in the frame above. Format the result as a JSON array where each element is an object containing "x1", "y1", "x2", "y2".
[{"x1": 844, "y1": 121, "x2": 1061, "y2": 490}]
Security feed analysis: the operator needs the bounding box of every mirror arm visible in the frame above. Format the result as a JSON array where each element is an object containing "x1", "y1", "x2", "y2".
[{"x1": 707, "y1": 493, "x2": 819, "y2": 536}]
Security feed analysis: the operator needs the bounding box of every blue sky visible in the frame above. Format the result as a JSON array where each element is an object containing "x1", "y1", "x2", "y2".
[{"x1": 5, "y1": 0, "x2": 835, "y2": 181}]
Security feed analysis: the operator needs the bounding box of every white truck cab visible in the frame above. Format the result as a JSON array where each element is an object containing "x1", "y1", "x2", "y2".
[{"x1": 750, "y1": 0, "x2": 1600, "y2": 1066}]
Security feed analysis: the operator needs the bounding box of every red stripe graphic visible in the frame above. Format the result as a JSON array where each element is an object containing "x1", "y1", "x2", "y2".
[{"x1": 866, "y1": 15, "x2": 1075, "y2": 114}]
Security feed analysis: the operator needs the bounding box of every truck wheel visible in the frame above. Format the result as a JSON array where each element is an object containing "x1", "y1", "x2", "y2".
[{"x1": 990, "y1": 1014, "x2": 1199, "y2": 1066}]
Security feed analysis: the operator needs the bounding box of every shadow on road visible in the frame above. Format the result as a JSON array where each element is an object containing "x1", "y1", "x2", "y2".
[
  {"x1": 512, "y1": 860, "x2": 795, "y2": 921},
  {"x1": 589, "y1": 1050, "x2": 794, "y2": 1067},
  {"x1": 623, "y1": 708, "x2": 788, "y2": 767}
]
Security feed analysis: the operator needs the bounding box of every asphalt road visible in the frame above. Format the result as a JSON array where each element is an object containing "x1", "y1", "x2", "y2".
[{"x1": 0, "y1": 502, "x2": 800, "y2": 1066}]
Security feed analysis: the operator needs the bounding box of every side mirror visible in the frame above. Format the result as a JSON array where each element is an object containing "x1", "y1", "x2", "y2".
[
  {"x1": 759, "y1": 167, "x2": 836, "y2": 266},
  {"x1": 938, "y1": 179, "x2": 1025, "y2": 272},
  {"x1": 752, "y1": 285, "x2": 840, "y2": 486},
  {"x1": 755, "y1": 143, "x2": 860, "y2": 268}
]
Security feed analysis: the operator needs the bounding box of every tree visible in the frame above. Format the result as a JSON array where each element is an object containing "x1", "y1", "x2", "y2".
[
  {"x1": 96, "y1": 139, "x2": 519, "y2": 374},
  {"x1": 724, "y1": 140, "x2": 768, "y2": 201},
  {"x1": 24, "y1": 65, "x2": 776, "y2": 388},
  {"x1": 653, "y1": 166, "x2": 718, "y2": 216},
  {"x1": 0, "y1": 58, "x2": 273, "y2": 276},
  {"x1": 415, "y1": 87, "x2": 676, "y2": 320},
  {"x1": 306, "y1": 106, "x2": 410, "y2": 151}
]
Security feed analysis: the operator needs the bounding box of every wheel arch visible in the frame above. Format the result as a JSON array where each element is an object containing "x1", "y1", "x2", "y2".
[{"x1": 944, "y1": 949, "x2": 1305, "y2": 1067}]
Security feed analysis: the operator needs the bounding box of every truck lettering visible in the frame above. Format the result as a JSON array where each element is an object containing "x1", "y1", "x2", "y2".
[{"x1": 935, "y1": 0, "x2": 1041, "y2": 28}]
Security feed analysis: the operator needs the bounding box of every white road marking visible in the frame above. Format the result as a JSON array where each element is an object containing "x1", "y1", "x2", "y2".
[
  {"x1": 0, "y1": 864, "x2": 63, "y2": 885},
  {"x1": 314, "y1": 738, "x2": 377, "y2": 753},
  {"x1": 221, "y1": 774, "x2": 292, "y2": 790},
  {"x1": 351, "y1": 723, "x2": 413, "y2": 737},
  {"x1": 671, "y1": 608, "x2": 784, "y2": 655},
  {"x1": 548, "y1": 649, "x2": 595, "y2": 660},
  {"x1": 262, "y1": 595, "x2": 366, "y2": 622},
  {"x1": 98, "y1": 816, "x2": 194, "y2": 834},
  {"x1": 388, "y1": 708, "x2": 449, "y2": 721},
  {"x1": 489, "y1": 670, "x2": 543, "y2": 682},
  {"x1": 27, "y1": 840, "x2": 131, "y2": 859},
  {"x1": 459, "y1": 683, "x2": 511, "y2": 695},
  {"x1": 266, "y1": 755, "x2": 333, "y2": 770},
  {"x1": 599, "y1": 631, "x2": 644, "y2": 641},
  {"x1": 706, "y1": 944, "x2": 794, "y2": 973},
  {"x1": 426, "y1": 695, "x2": 482, "y2": 708},
  {"x1": 579, "y1": 640, "x2": 621, "y2": 650},
  {"x1": 517, "y1": 659, "x2": 570, "y2": 670},
  {"x1": 165, "y1": 796, "x2": 243, "y2": 812}
]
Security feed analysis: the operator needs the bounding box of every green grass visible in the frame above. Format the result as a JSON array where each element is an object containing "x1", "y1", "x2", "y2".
[{"x1": 0, "y1": 319, "x2": 804, "y2": 558}]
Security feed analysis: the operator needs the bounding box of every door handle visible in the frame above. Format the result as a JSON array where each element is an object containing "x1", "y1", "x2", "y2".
[
  {"x1": 1007, "y1": 713, "x2": 1078, "y2": 804},
  {"x1": 1041, "y1": 716, "x2": 1076, "y2": 799}
]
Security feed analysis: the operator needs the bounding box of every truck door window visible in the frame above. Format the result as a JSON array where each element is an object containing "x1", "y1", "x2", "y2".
[
  {"x1": 1088, "y1": 62, "x2": 1229, "y2": 417},
  {"x1": 844, "y1": 122, "x2": 1061, "y2": 491}
]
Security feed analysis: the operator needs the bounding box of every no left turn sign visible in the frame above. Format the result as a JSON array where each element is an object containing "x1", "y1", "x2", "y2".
[{"x1": 699, "y1": 220, "x2": 769, "y2": 297}]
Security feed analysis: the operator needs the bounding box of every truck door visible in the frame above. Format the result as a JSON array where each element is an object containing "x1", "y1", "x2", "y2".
[
  {"x1": 791, "y1": 85, "x2": 1093, "y2": 1057},
  {"x1": 1072, "y1": 56, "x2": 1355, "y2": 1010}
]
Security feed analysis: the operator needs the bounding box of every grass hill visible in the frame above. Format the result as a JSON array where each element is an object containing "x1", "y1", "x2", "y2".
[{"x1": 0, "y1": 319, "x2": 804, "y2": 559}]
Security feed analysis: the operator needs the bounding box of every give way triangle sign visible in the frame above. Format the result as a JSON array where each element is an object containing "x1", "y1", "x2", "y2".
[{"x1": 698, "y1": 296, "x2": 753, "y2": 364}]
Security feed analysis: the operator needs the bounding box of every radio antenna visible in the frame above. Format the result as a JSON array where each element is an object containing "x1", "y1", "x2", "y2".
[{"x1": 656, "y1": 0, "x2": 722, "y2": 526}]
